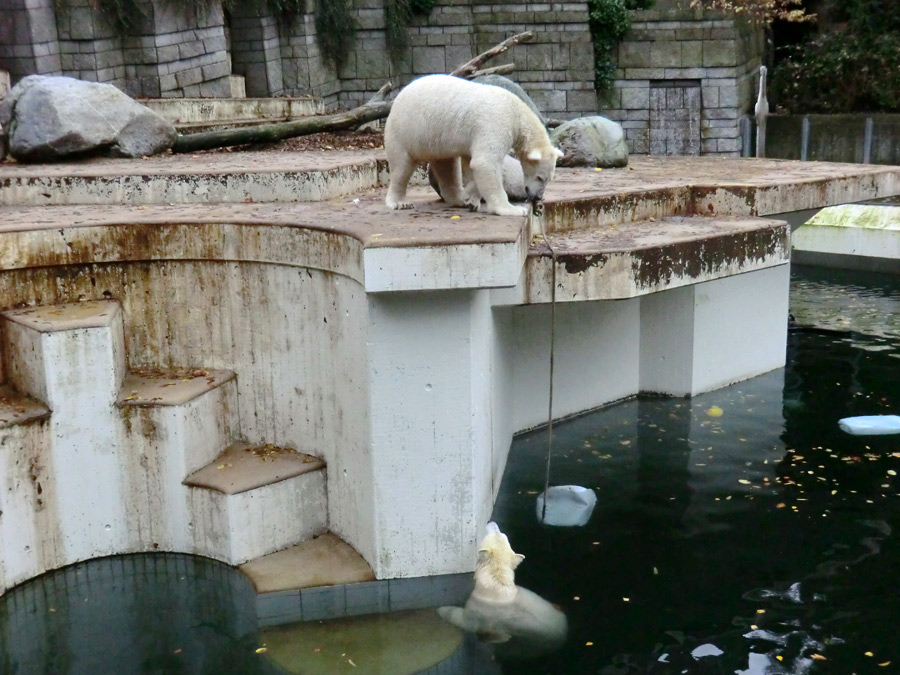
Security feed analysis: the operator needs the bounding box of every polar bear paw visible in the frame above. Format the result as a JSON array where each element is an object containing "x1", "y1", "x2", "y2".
[
  {"x1": 488, "y1": 203, "x2": 529, "y2": 218},
  {"x1": 386, "y1": 199, "x2": 415, "y2": 210}
]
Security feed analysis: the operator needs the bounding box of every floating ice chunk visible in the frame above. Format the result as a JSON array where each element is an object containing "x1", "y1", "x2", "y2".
[
  {"x1": 536, "y1": 486, "x2": 597, "y2": 526},
  {"x1": 735, "y1": 652, "x2": 773, "y2": 675},
  {"x1": 690, "y1": 643, "x2": 723, "y2": 659},
  {"x1": 838, "y1": 415, "x2": 900, "y2": 435}
]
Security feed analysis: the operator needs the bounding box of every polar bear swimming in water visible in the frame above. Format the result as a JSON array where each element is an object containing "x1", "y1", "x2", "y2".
[
  {"x1": 437, "y1": 522, "x2": 567, "y2": 660},
  {"x1": 384, "y1": 74, "x2": 563, "y2": 217}
]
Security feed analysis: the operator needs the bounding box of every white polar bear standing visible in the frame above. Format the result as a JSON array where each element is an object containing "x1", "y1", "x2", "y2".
[
  {"x1": 384, "y1": 74, "x2": 562, "y2": 217},
  {"x1": 437, "y1": 522, "x2": 568, "y2": 659}
]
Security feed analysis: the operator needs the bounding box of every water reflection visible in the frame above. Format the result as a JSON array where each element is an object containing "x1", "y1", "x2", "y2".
[{"x1": 0, "y1": 554, "x2": 270, "y2": 675}]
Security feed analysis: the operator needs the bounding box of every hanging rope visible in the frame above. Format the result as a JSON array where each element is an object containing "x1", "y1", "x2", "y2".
[{"x1": 535, "y1": 203, "x2": 557, "y2": 523}]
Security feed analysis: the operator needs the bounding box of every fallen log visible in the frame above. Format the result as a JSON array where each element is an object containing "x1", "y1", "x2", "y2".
[{"x1": 170, "y1": 33, "x2": 533, "y2": 153}]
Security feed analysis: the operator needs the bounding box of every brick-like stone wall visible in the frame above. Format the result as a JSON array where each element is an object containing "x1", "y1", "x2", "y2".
[
  {"x1": 0, "y1": 0, "x2": 62, "y2": 83},
  {"x1": 604, "y1": 7, "x2": 764, "y2": 156},
  {"x1": 335, "y1": 1, "x2": 596, "y2": 118}
]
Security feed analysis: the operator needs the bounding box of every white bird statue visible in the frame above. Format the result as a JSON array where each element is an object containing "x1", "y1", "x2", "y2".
[{"x1": 755, "y1": 65, "x2": 769, "y2": 158}]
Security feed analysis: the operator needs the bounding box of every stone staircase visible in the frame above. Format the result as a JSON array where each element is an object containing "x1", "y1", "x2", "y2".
[{"x1": 0, "y1": 299, "x2": 330, "y2": 593}]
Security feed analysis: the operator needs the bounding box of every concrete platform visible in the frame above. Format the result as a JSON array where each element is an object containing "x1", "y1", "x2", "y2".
[{"x1": 240, "y1": 533, "x2": 375, "y2": 593}]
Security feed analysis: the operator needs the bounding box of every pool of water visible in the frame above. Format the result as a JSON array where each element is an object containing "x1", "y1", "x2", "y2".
[
  {"x1": 2, "y1": 265, "x2": 899, "y2": 675},
  {"x1": 491, "y1": 264, "x2": 900, "y2": 674}
]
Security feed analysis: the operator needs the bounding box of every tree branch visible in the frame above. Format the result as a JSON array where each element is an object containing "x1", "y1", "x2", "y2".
[{"x1": 450, "y1": 32, "x2": 533, "y2": 78}]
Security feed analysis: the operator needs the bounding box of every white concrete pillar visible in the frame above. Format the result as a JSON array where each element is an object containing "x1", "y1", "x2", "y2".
[
  {"x1": 2, "y1": 301, "x2": 128, "y2": 568},
  {"x1": 365, "y1": 289, "x2": 496, "y2": 579},
  {"x1": 640, "y1": 264, "x2": 790, "y2": 396}
]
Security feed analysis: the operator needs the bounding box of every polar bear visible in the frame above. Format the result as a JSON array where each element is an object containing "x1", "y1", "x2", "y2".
[
  {"x1": 428, "y1": 154, "x2": 528, "y2": 204},
  {"x1": 437, "y1": 522, "x2": 567, "y2": 659},
  {"x1": 384, "y1": 74, "x2": 562, "y2": 217}
]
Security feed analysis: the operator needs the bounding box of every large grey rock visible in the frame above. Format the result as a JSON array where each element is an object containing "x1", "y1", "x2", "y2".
[
  {"x1": 0, "y1": 75, "x2": 176, "y2": 162},
  {"x1": 474, "y1": 74, "x2": 546, "y2": 126},
  {"x1": 550, "y1": 116, "x2": 628, "y2": 168}
]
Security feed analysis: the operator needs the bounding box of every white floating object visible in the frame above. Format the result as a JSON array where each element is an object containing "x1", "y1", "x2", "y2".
[
  {"x1": 691, "y1": 643, "x2": 724, "y2": 660},
  {"x1": 838, "y1": 415, "x2": 900, "y2": 435},
  {"x1": 536, "y1": 486, "x2": 597, "y2": 526}
]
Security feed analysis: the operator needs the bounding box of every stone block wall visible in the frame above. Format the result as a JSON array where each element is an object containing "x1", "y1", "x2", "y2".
[
  {"x1": 335, "y1": 1, "x2": 596, "y2": 119},
  {"x1": 604, "y1": 7, "x2": 764, "y2": 156},
  {"x1": 0, "y1": 0, "x2": 62, "y2": 83},
  {"x1": 0, "y1": 1, "x2": 766, "y2": 156}
]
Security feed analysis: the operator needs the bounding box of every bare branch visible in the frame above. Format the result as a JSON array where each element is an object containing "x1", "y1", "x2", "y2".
[{"x1": 450, "y1": 31, "x2": 533, "y2": 78}]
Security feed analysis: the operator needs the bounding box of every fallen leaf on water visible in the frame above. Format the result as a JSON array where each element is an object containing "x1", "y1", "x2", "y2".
[
  {"x1": 255, "y1": 647, "x2": 267, "y2": 654},
  {"x1": 739, "y1": 479, "x2": 751, "y2": 485},
  {"x1": 706, "y1": 406, "x2": 724, "y2": 417},
  {"x1": 811, "y1": 653, "x2": 827, "y2": 660},
  {"x1": 450, "y1": 215, "x2": 460, "y2": 220}
]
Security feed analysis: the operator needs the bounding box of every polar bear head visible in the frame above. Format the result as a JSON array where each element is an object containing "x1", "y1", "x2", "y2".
[
  {"x1": 521, "y1": 147, "x2": 564, "y2": 202},
  {"x1": 473, "y1": 521, "x2": 525, "y2": 602}
]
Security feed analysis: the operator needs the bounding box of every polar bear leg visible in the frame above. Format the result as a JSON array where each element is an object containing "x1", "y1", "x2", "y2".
[
  {"x1": 470, "y1": 155, "x2": 528, "y2": 217},
  {"x1": 429, "y1": 158, "x2": 468, "y2": 207},
  {"x1": 385, "y1": 151, "x2": 417, "y2": 210}
]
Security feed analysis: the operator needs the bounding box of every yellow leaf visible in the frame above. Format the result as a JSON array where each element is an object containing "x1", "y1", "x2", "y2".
[
  {"x1": 450, "y1": 215, "x2": 461, "y2": 220},
  {"x1": 706, "y1": 406, "x2": 724, "y2": 417},
  {"x1": 586, "y1": 641, "x2": 594, "y2": 646},
  {"x1": 879, "y1": 662, "x2": 891, "y2": 667},
  {"x1": 255, "y1": 647, "x2": 268, "y2": 654},
  {"x1": 812, "y1": 653, "x2": 827, "y2": 660}
]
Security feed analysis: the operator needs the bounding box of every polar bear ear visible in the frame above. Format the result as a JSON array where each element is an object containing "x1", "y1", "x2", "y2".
[
  {"x1": 554, "y1": 147, "x2": 564, "y2": 159},
  {"x1": 511, "y1": 553, "x2": 525, "y2": 569},
  {"x1": 526, "y1": 149, "x2": 543, "y2": 162}
]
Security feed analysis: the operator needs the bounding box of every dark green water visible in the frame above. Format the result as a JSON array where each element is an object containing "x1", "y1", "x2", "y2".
[
  {"x1": 2, "y1": 265, "x2": 898, "y2": 675},
  {"x1": 491, "y1": 264, "x2": 900, "y2": 674}
]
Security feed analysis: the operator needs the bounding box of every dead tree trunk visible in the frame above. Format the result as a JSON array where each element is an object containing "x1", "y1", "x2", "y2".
[{"x1": 171, "y1": 32, "x2": 533, "y2": 153}]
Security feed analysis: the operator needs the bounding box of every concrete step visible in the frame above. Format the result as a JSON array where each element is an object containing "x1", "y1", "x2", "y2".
[
  {"x1": 0, "y1": 384, "x2": 50, "y2": 428},
  {"x1": 240, "y1": 532, "x2": 374, "y2": 594},
  {"x1": 184, "y1": 441, "x2": 328, "y2": 565}
]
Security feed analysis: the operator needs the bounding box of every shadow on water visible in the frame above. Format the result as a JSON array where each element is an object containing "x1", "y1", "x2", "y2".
[{"x1": 2, "y1": 265, "x2": 899, "y2": 674}]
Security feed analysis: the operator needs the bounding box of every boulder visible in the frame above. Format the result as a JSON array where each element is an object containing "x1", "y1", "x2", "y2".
[
  {"x1": 0, "y1": 75, "x2": 176, "y2": 162},
  {"x1": 474, "y1": 74, "x2": 546, "y2": 126},
  {"x1": 549, "y1": 116, "x2": 628, "y2": 168}
]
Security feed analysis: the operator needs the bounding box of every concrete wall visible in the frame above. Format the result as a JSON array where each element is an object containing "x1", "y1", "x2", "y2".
[{"x1": 605, "y1": 7, "x2": 764, "y2": 156}]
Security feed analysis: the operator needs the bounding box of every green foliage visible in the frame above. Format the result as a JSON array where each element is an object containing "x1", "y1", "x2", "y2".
[
  {"x1": 261, "y1": 0, "x2": 307, "y2": 25},
  {"x1": 385, "y1": 0, "x2": 437, "y2": 64},
  {"x1": 770, "y1": 0, "x2": 900, "y2": 113},
  {"x1": 314, "y1": 0, "x2": 358, "y2": 72},
  {"x1": 771, "y1": 33, "x2": 900, "y2": 113},
  {"x1": 89, "y1": 0, "x2": 146, "y2": 34},
  {"x1": 588, "y1": 0, "x2": 632, "y2": 95}
]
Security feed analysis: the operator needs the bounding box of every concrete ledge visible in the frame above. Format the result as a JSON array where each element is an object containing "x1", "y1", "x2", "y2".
[
  {"x1": 524, "y1": 215, "x2": 789, "y2": 302},
  {"x1": 118, "y1": 367, "x2": 235, "y2": 406},
  {"x1": 792, "y1": 204, "x2": 900, "y2": 272},
  {"x1": 140, "y1": 97, "x2": 324, "y2": 126}
]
